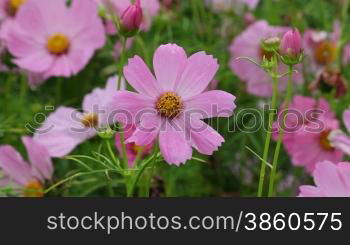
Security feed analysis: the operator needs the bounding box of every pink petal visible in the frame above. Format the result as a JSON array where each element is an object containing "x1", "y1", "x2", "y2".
[
  {"x1": 298, "y1": 185, "x2": 324, "y2": 197},
  {"x1": 110, "y1": 91, "x2": 155, "y2": 125},
  {"x1": 313, "y1": 160, "x2": 349, "y2": 197},
  {"x1": 153, "y1": 44, "x2": 187, "y2": 91},
  {"x1": 34, "y1": 107, "x2": 95, "y2": 157},
  {"x1": 184, "y1": 90, "x2": 236, "y2": 119},
  {"x1": 63, "y1": 49, "x2": 94, "y2": 76},
  {"x1": 123, "y1": 55, "x2": 162, "y2": 98},
  {"x1": 337, "y1": 162, "x2": 350, "y2": 193},
  {"x1": 188, "y1": 118, "x2": 224, "y2": 155},
  {"x1": 159, "y1": 119, "x2": 192, "y2": 165},
  {"x1": 15, "y1": 0, "x2": 49, "y2": 41},
  {"x1": 0, "y1": 146, "x2": 32, "y2": 186},
  {"x1": 44, "y1": 55, "x2": 73, "y2": 78},
  {"x1": 343, "y1": 109, "x2": 350, "y2": 133},
  {"x1": 13, "y1": 50, "x2": 54, "y2": 74},
  {"x1": 329, "y1": 130, "x2": 350, "y2": 155},
  {"x1": 126, "y1": 113, "x2": 161, "y2": 145},
  {"x1": 21, "y1": 136, "x2": 53, "y2": 181},
  {"x1": 176, "y1": 51, "x2": 219, "y2": 99}
]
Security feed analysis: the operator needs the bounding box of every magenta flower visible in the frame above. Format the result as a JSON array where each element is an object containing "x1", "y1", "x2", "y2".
[
  {"x1": 5, "y1": 0, "x2": 105, "y2": 79},
  {"x1": 34, "y1": 76, "x2": 124, "y2": 158},
  {"x1": 120, "y1": 0, "x2": 143, "y2": 35},
  {"x1": 273, "y1": 95, "x2": 333, "y2": 155},
  {"x1": 299, "y1": 160, "x2": 350, "y2": 197},
  {"x1": 229, "y1": 20, "x2": 303, "y2": 97},
  {"x1": 115, "y1": 124, "x2": 154, "y2": 167},
  {"x1": 273, "y1": 95, "x2": 343, "y2": 173},
  {"x1": 280, "y1": 28, "x2": 302, "y2": 58},
  {"x1": 287, "y1": 114, "x2": 343, "y2": 173},
  {"x1": 111, "y1": 43, "x2": 236, "y2": 165},
  {"x1": 0, "y1": 136, "x2": 53, "y2": 197},
  {"x1": 329, "y1": 109, "x2": 350, "y2": 156}
]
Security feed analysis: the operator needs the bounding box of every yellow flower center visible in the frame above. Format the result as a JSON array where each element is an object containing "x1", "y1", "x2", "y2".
[
  {"x1": 156, "y1": 92, "x2": 183, "y2": 118},
  {"x1": 24, "y1": 180, "x2": 44, "y2": 197},
  {"x1": 7, "y1": 0, "x2": 26, "y2": 16},
  {"x1": 132, "y1": 144, "x2": 144, "y2": 154},
  {"x1": 47, "y1": 33, "x2": 70, "y2": 55},
  {"x1": 319, "y1": 129, "x2": 334, "y2": 151},
  {"x1": 314, "y1": 41, "x2": 336, "y2": 65},
  {"x1": 81, "y1": 113, "x2": 99, "y2": 128}
]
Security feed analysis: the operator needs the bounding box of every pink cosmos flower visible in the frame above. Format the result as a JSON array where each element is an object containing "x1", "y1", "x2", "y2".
[
  {"x1": 273, "y1": 95, "x2": 334, "y2": 155},
  {"x1": 115, "y1": 124, "x2": 154, "y2": 167},
  {"x1": 34, "y1": 76, "x2": 124, "y2": 158},
  {"x1": 299, "y1": 160, "x2": 350, "y2": 197},
  {"x1": 287, "y1": 114, "x2": 343, "y2": 173},
  {"x1": 0, "y1": 136, "x2": 53, "y2": 197},
  {"x1": 5, "y1": 0, "x2": 105, "y2": 79},
  {"x1": 111, "y1": 43, "x2": 236, "y2": 165},
  {"x1": 229, "y1": 20, "x2": 303, "y2": 97},
  {"x1": 303, "y1": 22, "x2": 340, "y2": 72},
  {"x1": 329, "y1": 109, "x2": 350, "y2": 155}
]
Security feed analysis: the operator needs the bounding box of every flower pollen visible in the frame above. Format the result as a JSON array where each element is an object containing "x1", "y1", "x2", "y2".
[
  {"x1": 24, "y1": 180, "x2": 44, "y2": 197},
  {"x1": 81, "y1": 113, "x2": 98, "y2": 128},
  {"x1": 319, "y1": 129, "x2": 334, "y2": 151},
  {"x1": 314, "y1": 41, "x2": 336, "y2": 65},
  {"x1": 6, "y1": 0, "x2": 26, "y2": 16},
  {"x1": 47, "y1": 33, "x2": 70, "y2": 55},
  {"x1": 156, "y1": 92, "x2": 182, "y2": 118}
]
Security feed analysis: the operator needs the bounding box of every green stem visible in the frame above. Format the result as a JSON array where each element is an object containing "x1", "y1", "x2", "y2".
[
  {"x1": 337, "y1": 0, "x2": 350, "y2": 69},
  {"x1": 117, "y1": 37, "x2": 127, "y2": 90},
  {"x1": 115, "y1": 36, "x2": 129, "y2": 169},
  {"x1": 105, "y1": 139, "x2": 118, "y2": 165},
  {"x1": 127, "y1": 146, "x2": 158, "y2": 197},
  {"x1": 268, "y1": 65, "x2": 294, "y2": 197},
  {"x1": 257, "y1": 68, "x2": 279, "y2": 197}
]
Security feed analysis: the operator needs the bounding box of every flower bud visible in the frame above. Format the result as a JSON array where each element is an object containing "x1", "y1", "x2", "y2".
[
  {"x1": 280, "y1": 28, "x2": 303, "y2": 65},
  {"x1": 120, "y1": 0, "x2": 143, "y2": 37},
  {"x1": 261, "y1": 37, "x2": 280, "y2": 53},
  {"x1": 97, "y1": 126, "x2": 115, "y2": 139}
]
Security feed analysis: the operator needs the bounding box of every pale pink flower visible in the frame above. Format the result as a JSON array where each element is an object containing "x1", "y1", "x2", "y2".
[
  {"x1": 115, "y1": 124, "x2": 154, "y2": 167},
  {"x1": 111, "y1": 43, "x2": 236, "y2": 165},
  {"x1": 229, "y1": 20, "x2": 303, "y2": 96},
  {"x1": 329, "y1": 109, "x2": 350, "y2": 155},
  {"x1": 0, "y1": 136, "x2": 53, "y2": 196},
  {"x1": 287, "y1": 114, "x2": 343, "y2": 173},
  {"x1": 5, "y1": 0, "x2": 105, "y2": 79},
  {"x1": 303, "y1": 21, "x2": 340, "y2": 72},
  {"x1": 34, "y1": 76, "x2": 124, "y2": 158},
  {"x1": 299, "y1": 160, "x2": 350, "y2": 197}
]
